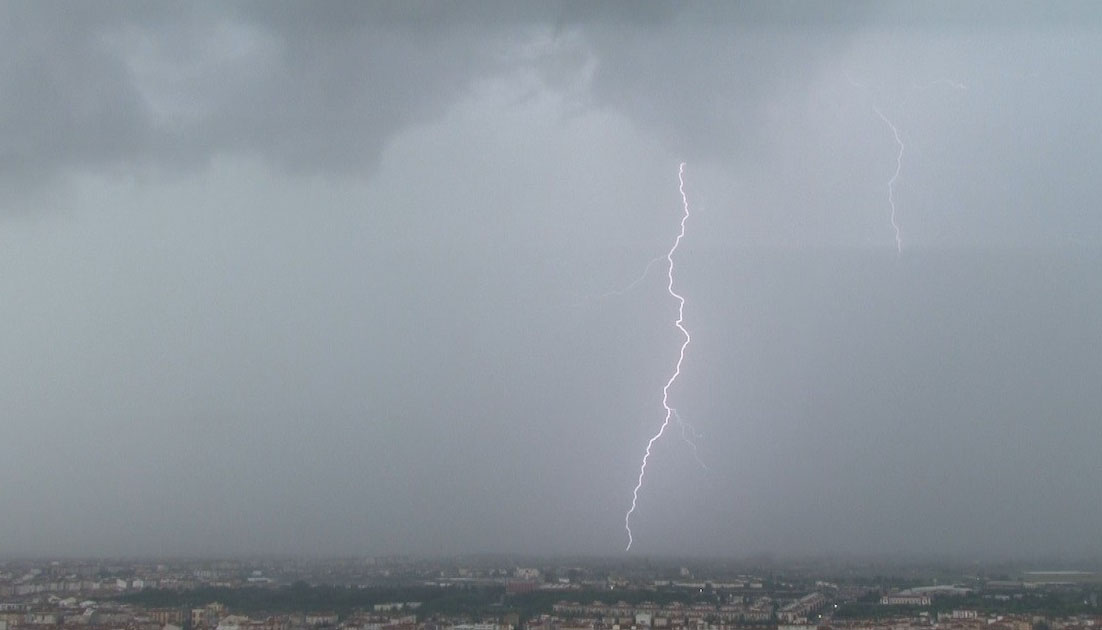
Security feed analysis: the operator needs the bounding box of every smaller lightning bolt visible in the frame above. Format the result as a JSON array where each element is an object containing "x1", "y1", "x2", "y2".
[
  {"x1": 671, "y1": 408, "x2": 707, "y2": 471},
  {"x1": 849, "y1": 72, "x2": 964, "y2": 254},
  {"x1": 624, "y1": 162, "x2": 692, "y2": 552},
  {"x1": 596, "y1": 255, "x2": 667, "y2": 300},
  {"x1": 873, "y1": 105, "x2": 905, "y2": 255},
  {"x1": 566, "y1": 255, "x2": 666, "y2": 310}
]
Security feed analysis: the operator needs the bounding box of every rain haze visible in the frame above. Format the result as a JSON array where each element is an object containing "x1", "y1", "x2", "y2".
[{"x1": 2, "y1": 1, "x2": 1101, "y2": 560}]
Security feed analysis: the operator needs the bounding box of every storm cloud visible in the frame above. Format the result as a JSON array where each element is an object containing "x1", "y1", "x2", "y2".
[{"x1": 1, "y1": 1, "x2": 1101, "y2": 559}]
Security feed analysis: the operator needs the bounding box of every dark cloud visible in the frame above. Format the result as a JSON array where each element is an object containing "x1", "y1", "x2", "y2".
[
  {"x1": 4, "y1": 1, "x2": 1100, "y2": 186},
  {"x1": 1, "y1": 2, "x2": 515, "y2": 181},
  {"x1": 0, "y1": 3, "x2": 154, "y2": 181},
  {"x1": 0, "y1": 1, "x2": 871, "y2": 185}
]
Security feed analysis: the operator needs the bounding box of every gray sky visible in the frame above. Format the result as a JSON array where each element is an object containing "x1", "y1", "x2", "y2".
[{"x1": 2, "y1": 1, "x2": 1102, "y2": 559}]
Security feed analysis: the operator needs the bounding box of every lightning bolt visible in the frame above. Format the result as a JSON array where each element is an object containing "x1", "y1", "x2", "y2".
[
  {"x1": 624, "y1": 161, "x2": 692, "y2": 552},
  {"x1": 873, "y1": 105, "x2": 905, "y2": 255}
]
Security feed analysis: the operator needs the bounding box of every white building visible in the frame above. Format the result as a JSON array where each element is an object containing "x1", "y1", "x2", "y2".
[
  {"x1": 515, "y1": 568, "x2": 540, "y2": 581},
  {"x1": 880, "y1": 593, "x2": 931, "y2": 606},
  {"x1": 216, "y1": 615, "x2": 251, "y2": 630}
]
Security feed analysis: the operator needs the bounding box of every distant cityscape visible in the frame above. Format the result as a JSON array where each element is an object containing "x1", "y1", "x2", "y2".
[{"x1": 2, "y1": 558, "x2": 1100, "y2": 630}]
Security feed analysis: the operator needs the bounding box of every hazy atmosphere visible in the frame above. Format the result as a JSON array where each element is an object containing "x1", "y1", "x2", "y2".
[{"x1": 2, "y1": 1, "x2": 1101, "y2": 559}]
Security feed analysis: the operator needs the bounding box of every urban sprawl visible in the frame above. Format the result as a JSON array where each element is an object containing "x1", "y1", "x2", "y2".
[{"x1": 1, "y1": 558, "x2": 1100, "y2": 630}]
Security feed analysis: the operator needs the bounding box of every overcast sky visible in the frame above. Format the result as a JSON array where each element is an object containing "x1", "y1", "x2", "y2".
[{"x1": 2, "y1": 1, "x2": 1102, "y2": 559}]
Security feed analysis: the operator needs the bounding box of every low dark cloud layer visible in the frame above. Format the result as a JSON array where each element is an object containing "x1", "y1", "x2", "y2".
[{"x1": 1, "y1": 2, "x2": 867, "y2": 183}]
